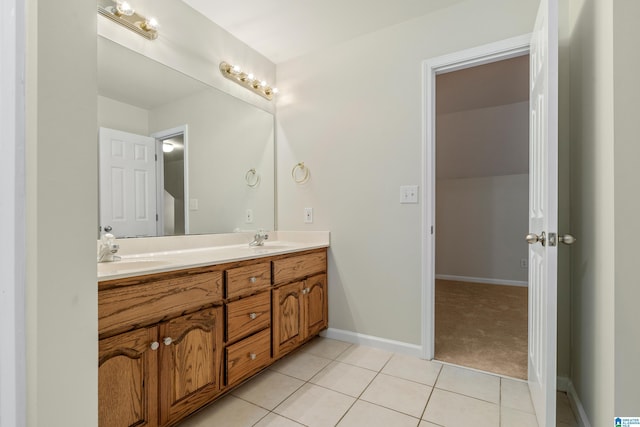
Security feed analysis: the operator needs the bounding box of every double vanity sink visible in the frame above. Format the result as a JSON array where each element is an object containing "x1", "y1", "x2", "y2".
[
  {"x1": 97, "y1": 231, "x2": 330, "y2": 279},
  {"x1": 97, "y1": 231, "x2": 329, "y2": 427}
]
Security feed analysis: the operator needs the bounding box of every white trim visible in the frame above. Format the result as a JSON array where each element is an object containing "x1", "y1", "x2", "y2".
[
  {"x1": 558, "y1": 376, "x2": 592, "y2": 427},
  {"x1": 151, "y1": 125, "x2": 189, "y2": 235},
  {"x1": 435, "y1": 274, "x2": 528, "y2": 287},
  {"x1": 321, "y1": 328, "x2": 422, "y2": 358},
  {"x1": 421, "y1": 33, "x2": 532, "y2": 361},
  {"x1": 0, "y1": 0, "x2": 26, "y2": 425}
]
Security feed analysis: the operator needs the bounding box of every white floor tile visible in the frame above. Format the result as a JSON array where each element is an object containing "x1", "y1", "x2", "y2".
[
  {"x1": 232, "y1": 370, "x2": 304, "y2": 410},
  {"x1": 269, "y1": 350, "x2": 332, "y2": 381},
  {"x1": 501, "y1": 378, "x2": 535, "y2": 414},
  {"x1": 335, "y1": 345, "x2": 393, "y2": 371},
  {"x1": 360, "y1": 373, "x2": 432, "y2": 418},
  {"x1": 310, "y1": 361, "x2": 377, "y2": 397},
  {"x1": 274, "y1": 383, "x2": 355, "y2": 427},
  {"x1": 435, "y1": 365, "x2": 500, "y2": 403},
  {"x1": 253, "y1": 413, "x2": 305, "y2": 427},
  {"x1": 501, "y1": 407, "x2": 539, "y2": 427},
  {"x1": 382, "y1": 353, "x2": 442, "y2": 386},
  {"x1": 337, "y1": 400, "x2": 419, "y2": 427},
  {"x1": 423, "y1": 388, "x2": 499, "y2": 427},
  {"x1": 178, "y1": 395, "x2": 268, "y2": 427},
  {"x1": 299, "y1": 337, "x2": 352, "y2": 359}
]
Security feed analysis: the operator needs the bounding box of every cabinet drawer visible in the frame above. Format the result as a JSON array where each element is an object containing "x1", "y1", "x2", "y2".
[
  {"x1": 99, "y1": 271, "x2": 223, "y2": 337},
  {"x1": 225, "y1": 262, "x2": 271, "y2": 299},
  {"x1": 273, "y1": 251, "x2": 326, "y2": 285},
  {"x1": 226, "y1": 291, "x2": 271, "y2": 343},
  {"x1": 226, "y1": 329, "x2": 271, "y2": 386}
]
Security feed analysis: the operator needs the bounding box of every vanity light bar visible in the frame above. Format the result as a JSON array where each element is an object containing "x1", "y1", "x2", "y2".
[
  {"x1": 97, "y1": 0, "x2": 159, "y2": 40},
  {"x1": 219, "y1": 62, "x2": 278, "y2": 101}
]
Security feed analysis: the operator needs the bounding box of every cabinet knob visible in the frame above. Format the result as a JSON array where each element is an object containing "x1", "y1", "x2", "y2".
[
  {"x1": 249, "y1": 353, "x2": 257, "y2": 360},
  {"x1": 249, "y1": 312, "x2": 257, "y2": 320},
  {"x1": 249, "y1": 277, "x2": 257, "y2": 283},
  {"x1": 150, "y1": 341, "x2": 159, "y2": 351},
  {"x1": 163, "y1": 337, "x2": 173, "y2": 346}
]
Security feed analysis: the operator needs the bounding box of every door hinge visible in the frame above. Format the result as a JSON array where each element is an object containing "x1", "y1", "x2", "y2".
[
  {"x1": 156, "y1": 214, "x2": 158, "y2": 221},
  {"x1": 155, "y1": 153, "x2": 158, "y2": 161},
  {"x1": 431, "y1": 225, "x2": 434, "y2": 235}
]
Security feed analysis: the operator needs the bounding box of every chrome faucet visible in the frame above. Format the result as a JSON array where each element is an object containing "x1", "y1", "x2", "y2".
[
  {"x1": 97, "y1": 233, "x2": 120, "y2": 262},
  {"x1": 249, "y1": 230, "x2": 269, "y2": 246}
]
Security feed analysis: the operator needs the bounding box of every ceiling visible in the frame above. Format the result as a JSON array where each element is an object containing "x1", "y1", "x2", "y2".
[{"x1": 181, "y1": 0, "x2": 467, "y2": 63}]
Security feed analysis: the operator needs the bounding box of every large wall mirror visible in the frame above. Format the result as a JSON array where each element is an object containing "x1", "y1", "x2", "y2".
[{"x1": 97, "y1": 36, "x2": 275, "y2": 237}]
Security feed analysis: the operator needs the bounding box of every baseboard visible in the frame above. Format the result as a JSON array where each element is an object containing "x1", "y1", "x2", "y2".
[
  {"x1": 435, "y1": 274, "x2": 528, "y2": 287},
  {"x1": 321, "y1": 328, "x2": 423, "y2": 358},
  {"x1": 558, "y1": 376, "x2": 591, "y2": 427}
]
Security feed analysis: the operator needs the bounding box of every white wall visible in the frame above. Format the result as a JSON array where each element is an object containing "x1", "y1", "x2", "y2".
[
  {"x1": 97, "y1": 96, "x2": 149, "y2": 135},
  {"x1": 276, "y1": 0, "x2": 539, "y2": 346},
  {"x1": 436, "y1": 174, "x2": 528, "y2": 283},
  {"x1": 568, "y1": 0, "x2": 616, "y2": 424},
  {"x1": 26, "y1": 0, "x2": 98, "y2": 425},
  {"x1": 612, "y1": 0, "x2": 640, "y2": 416}
]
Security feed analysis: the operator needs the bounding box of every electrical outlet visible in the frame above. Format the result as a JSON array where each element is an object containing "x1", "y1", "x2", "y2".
[
  {"x1": 520, "y1": 258, "x2": 528, "y2": 269},
  {"x1": 245, "y1": 209, "x2": 254, "y2": 223},
  {"x1": 304, "y1": 207, "x2": 313, "y2": 224},
  {"x1": 400, "y1": 185, "x2": 419, "y2": 204}
]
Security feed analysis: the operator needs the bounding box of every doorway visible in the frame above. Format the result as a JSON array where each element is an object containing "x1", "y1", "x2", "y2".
[{"x1": 433, "y1": 55, "x2": 530, "y2": 379}]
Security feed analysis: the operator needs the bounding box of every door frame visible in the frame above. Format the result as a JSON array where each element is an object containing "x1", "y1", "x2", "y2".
[
  {"x1": 151, "y1": 125, "x2": 189, "y2": 235},
  {"x1": 421, "y1": 34, "x2": 532, "y2": 360}
]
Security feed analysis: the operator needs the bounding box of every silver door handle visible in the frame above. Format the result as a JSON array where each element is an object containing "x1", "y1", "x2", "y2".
[
  {"x1": 526, "y1": 232, "x2": 546, "y2": 246},
  {"x1": 558, "y1": 234, "x2": 576, "y2": 245}
]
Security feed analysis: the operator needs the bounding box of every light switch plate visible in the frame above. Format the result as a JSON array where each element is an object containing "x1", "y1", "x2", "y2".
[
  {"x1": 304, "y1": 207, "x2": 313, "y2": 223},
  {"x1": 245, "y1": 209, "x2": 254, "y2": 223},
  {"x1": 400, "y1": 185, "x2": 419, "y2": 204},
  {"x1": 189, "y1": 198, "x2": 199, "y2": 210}
]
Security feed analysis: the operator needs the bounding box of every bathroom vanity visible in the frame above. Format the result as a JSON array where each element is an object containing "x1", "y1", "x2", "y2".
[{"x1": 97, "y1": 232, "x2": 329, "y2": 427}]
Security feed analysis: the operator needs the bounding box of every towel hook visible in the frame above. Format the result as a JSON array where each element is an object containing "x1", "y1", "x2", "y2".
[{"x1": 245, "y1": 168, "x2": 260, "y2": 188}]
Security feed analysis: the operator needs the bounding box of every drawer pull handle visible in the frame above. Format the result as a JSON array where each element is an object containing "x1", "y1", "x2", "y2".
[
  {"x1": 249, "y1": 312, "x2": 257, "y2": 320},
  {"x1": 150, "y1": 341, "x2": 160, "y2": 351},
  {"x1": 249, "y1": 276, "x2": 257, "y2": 283},
  {"x1": 163, "y1": 337, "x2": 173, "y2": 346},
  {"x1": 249, "y1": 353, "x2": 257, "y2": 360}
]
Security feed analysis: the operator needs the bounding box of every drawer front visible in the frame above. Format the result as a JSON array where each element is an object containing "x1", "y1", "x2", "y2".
[
  {"x1": 226, "y1": 329, "x2": 271, "y2": 386},
  {"x1": 273, "y1": 251, "x2": 327, "y2": 285},
  {"x1": 225, "y1": 262, "x2": 271, "y2": 299},
  {"x1": 226, "y1": 291, "x2": 271, "y2": 343},
  {"x1": 99, "y1": 271, "x2": 223, "y2": 337}
]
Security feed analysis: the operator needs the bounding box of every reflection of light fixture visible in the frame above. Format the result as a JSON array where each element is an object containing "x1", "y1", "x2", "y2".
[
  {"x1": 97, "y1": 0, "x2": 159, "y2": 40},
  {"x1": 219, "y1": 61, "x2": 279, "y2": 101},
  {"x1": 162, "y1": 142, "x2": 174, "y2": 153}
]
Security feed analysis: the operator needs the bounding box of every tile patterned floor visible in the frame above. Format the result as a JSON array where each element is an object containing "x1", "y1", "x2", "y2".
[{"x1": 179, "y1": 337, "x2": 578, "y2": 427}]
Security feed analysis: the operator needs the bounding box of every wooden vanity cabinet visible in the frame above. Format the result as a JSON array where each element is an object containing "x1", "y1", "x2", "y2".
[
  {"x1": 272, "y1": 251, "x2": 328, "y2": 359},
  {"x1": 99, "y1": 248, "x2": 328, "y2": 427}
]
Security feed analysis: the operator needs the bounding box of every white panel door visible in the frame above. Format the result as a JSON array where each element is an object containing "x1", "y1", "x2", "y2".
[
  {"x1": 99, "y1": 127, "x2": 158, "y2": 238},
  {"x1": 528, "y1": 0, "x2": 558, "y2": 425}
]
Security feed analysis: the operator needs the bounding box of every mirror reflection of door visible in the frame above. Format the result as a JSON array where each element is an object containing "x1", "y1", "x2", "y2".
[
  {"x1": 98, "y1": 127, "x2": 158, "y2": 238},
  {"x1": 159, "y1": 134, "x2": 185, "y2": 236}
]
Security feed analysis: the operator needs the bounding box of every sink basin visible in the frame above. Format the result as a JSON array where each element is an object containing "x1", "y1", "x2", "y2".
[{"x1": 98, "y1": 258, "x2": 171, "y2": 275}]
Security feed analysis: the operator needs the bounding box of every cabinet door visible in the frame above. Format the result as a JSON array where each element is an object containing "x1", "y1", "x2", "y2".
[
  {"x1": 272, "y1": 281, "x2": 304, "y2": 358},
  {"x1": 303, "y1": 274, "x2": 328, "y2": 338},
  {"x1": 99, "y1": 326, "x2": 158, "y2": 427},
  {"x1": 159, "y1": 307, "x2": 223, "y2": 425}
]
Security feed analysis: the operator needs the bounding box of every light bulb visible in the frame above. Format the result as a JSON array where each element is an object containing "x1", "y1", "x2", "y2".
[
  {"x1": 272, "y1": 88, "x2": 279, "y2": 94},
  {"x1": 115, "y1": 1, "x2": 134, "y2": 16},
  {"x1": 232, "y1": 65, "x2": 241, "y2": 73},
  {"x1": 247, "y1": 73, "x2": 254, "y2": 81},
  {"x1": 162, "y1": 142, "x2": 174, "y2": 153},
  {"x1": 260, "y1": 80, "x2": 267, "y2": 87},
  {"x1": 142, "y1": 17, "x2": 159, "y2": 31}
]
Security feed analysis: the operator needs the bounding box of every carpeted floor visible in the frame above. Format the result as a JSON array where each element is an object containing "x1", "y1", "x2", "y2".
[{"x1": 435, "y1": 279, "x2": 528, "y2": 379}]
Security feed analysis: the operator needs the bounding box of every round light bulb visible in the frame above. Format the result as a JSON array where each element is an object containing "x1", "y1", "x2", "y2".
[
  {"x1": 162, "y1": 142, "x2": 174, "y2": 153},
  {"x1": 260, "y1": 80, "x2": 267, "y2": 87},
  {"x1": 232, "y1": 65, "x2": 241, "y2": 73},
  {"x1": 272, "y1": 88, "x2": 279, "y2": 94},
  {"x1": 144, "y1": 17, "x2": 159, "y2": 31},
  {"x1": 247, "y1": 73, "x2": 254, "y2": 81},
  {"x1": 115, "y1": 1, "x2": 134, "y2": 16}
]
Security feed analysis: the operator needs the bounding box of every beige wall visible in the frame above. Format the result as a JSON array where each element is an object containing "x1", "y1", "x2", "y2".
[
  {"x1": 98, "y1": 96, "x2": 150, "y2": 135},
  {"x1": 276, "y1": 0, "x2": 540, "y2": 345},
  {"x1": 569, "y1": 0, "x2": 616, "y2": 424},
  {"x1": 26, "y1": 0, "x2": 98, "y2": 426},
  {"x1": 436, "y1": 174, "x2": 529, "y2": 283},
  {"x1": 612, "y1": 0, "x2": 640, "y2": 416}
]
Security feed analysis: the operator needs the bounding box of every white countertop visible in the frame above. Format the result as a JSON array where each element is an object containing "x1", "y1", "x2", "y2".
[{"x1": 97, "y1": 231, "x2": 330, "y2": 281}]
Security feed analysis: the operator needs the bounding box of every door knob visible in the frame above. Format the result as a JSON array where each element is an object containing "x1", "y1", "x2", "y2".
[
  {"x1": 558, "y1": 234, "x2": 576, "y2": 245},
  {"x1": 104, "y1": 225, "x2": 112, "y2": 232},
  {"x1": 526, "y1": 232, "x2": 546, "y2": 246}
]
